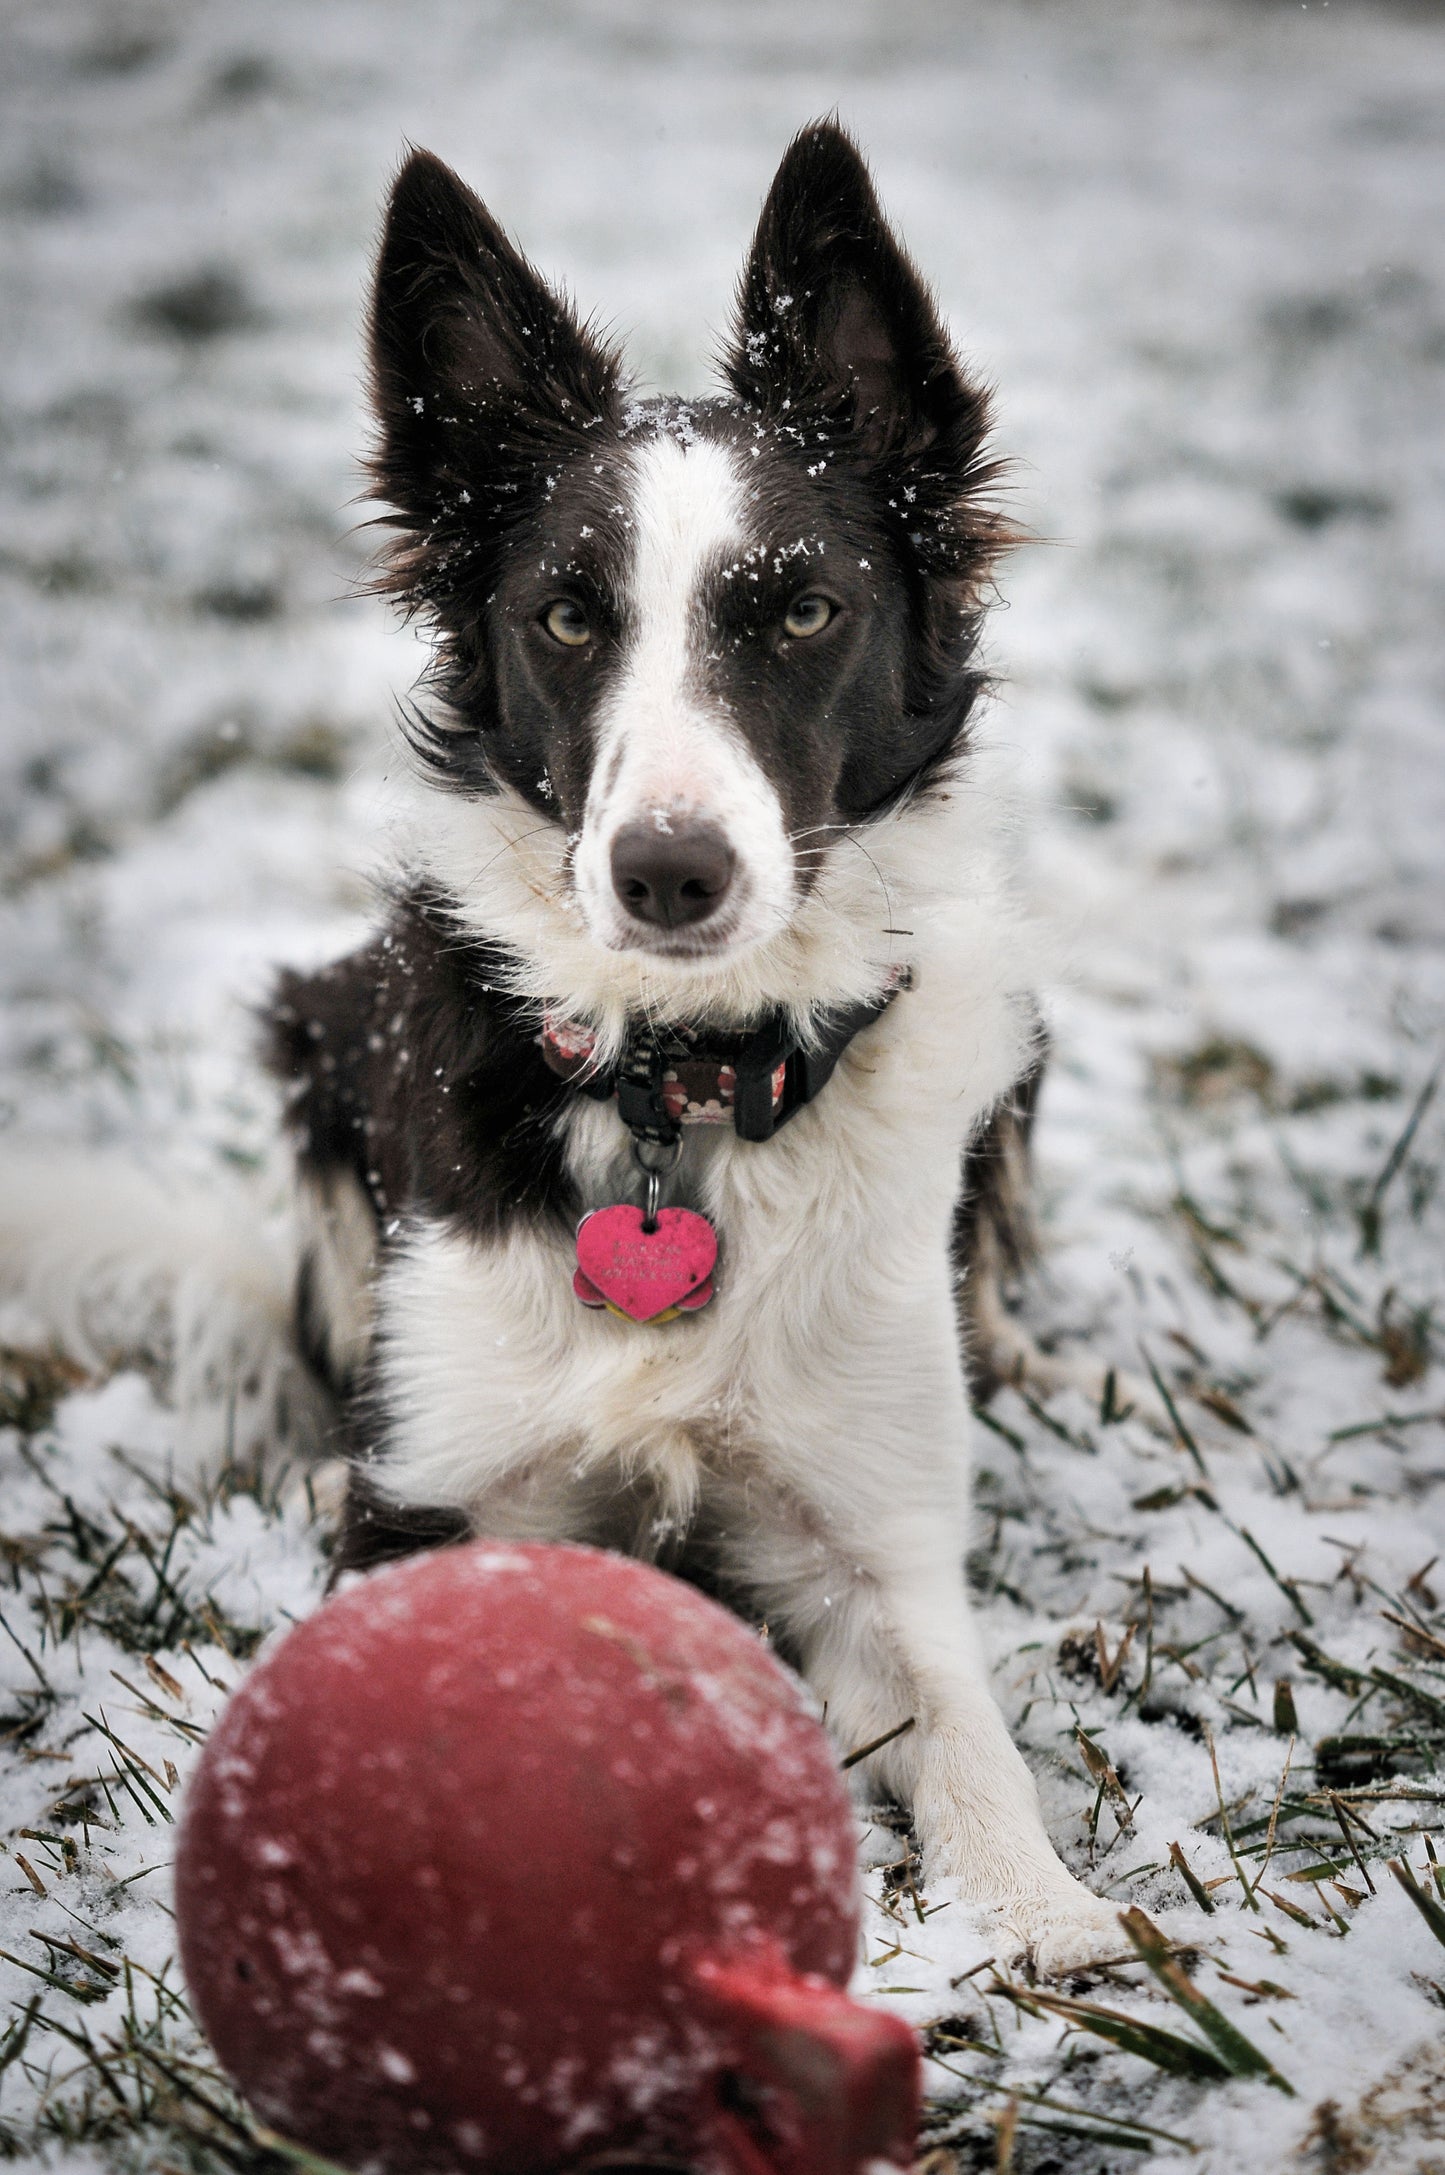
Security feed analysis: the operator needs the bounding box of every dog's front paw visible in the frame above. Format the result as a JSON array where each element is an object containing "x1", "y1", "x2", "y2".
[{"x1": 993, "y1": 1879, "x2": 1125, "y2": 1977}]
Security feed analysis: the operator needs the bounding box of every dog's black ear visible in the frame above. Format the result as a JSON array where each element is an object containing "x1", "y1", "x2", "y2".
[
  {"x1": 724, "y1": 122, "x2": 973, "y2": 459},
  {"x1": 369, "y1": 148, "x2": 619, "y2": 525}
]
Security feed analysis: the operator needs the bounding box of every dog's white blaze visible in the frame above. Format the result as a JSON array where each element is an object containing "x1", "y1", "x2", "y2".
[{"x1": 571, "y1": 431, "x2": 796, "y2": 955}]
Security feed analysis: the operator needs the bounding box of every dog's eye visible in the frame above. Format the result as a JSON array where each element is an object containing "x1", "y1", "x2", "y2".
[
  {"x1": 543, "y1": 599, "x2": 591, "y2": 648},
  {"x1": 782, "y1": 594, "x2": 834, "y2": 640}
]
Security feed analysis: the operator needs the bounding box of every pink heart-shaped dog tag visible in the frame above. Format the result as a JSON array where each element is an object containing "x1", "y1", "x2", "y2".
[{"x1": 575, "y1": 1205, "x2": 718, "y2": 1324}]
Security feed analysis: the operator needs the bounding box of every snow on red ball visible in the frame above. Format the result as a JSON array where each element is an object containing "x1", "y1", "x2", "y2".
[{"x1": 175, "y1": 1541, "x2": 918, "y2": 2175}]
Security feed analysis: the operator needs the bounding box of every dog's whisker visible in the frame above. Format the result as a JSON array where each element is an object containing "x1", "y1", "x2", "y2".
[
  {"x1": 787, "y1": 820, "x2": 862, "y2": 846},
  {"x1": 452, "y1": 825, "x2": 561, "y2": 898}
]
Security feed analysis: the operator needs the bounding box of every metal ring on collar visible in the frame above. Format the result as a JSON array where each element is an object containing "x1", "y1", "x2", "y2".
[{"x1": 631, "y1": 1135, "x2": 684, "y2": 1177}]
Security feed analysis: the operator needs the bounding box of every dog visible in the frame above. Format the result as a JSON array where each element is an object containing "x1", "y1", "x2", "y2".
[{"x1": 2, "y1": 124, "x2": 1126, "y2": 1971}]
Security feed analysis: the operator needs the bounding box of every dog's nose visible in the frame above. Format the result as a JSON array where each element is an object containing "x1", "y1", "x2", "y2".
[{"x1": 610, "y1": 819, "x2": 735, "y2": 929}]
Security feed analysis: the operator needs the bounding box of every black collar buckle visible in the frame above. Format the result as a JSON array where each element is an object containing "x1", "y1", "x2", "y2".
[{"x1": 610, "y1": 974, "x2": 911, "y2": 1150}]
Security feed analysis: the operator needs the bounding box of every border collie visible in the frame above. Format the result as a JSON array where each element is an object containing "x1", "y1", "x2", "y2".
[{"x1": 3, "y1": 125, "x2": 1127, "y2": 1971}]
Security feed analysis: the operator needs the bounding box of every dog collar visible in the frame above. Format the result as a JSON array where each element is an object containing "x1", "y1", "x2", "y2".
[
  {"x1": 543, "y1": 968, "x2": 910, "y2": 1327},
  {"x1": 540, "y1": 965, "x2": 911, "y2": 1148}
]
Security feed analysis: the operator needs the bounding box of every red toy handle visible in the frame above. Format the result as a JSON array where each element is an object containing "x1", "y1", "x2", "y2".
[{"x1": 690, "y1": 1952, "x2": 920, "y2": 2175}]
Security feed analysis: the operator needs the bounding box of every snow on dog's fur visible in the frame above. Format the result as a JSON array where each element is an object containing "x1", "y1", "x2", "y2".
[{"x1": 0, "y1": 125, "x2": 1126, "y2": 1970}]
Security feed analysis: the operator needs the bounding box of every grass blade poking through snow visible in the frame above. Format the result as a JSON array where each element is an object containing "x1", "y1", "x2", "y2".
[
  {"x1": 1168, "y1": 1839, "x2": 1217, "y2": 1914},
  {"x1": 1119, "y1": 1909, "x2": 1295, "y2": 2095},
  {"x1": 989, "y1": 1980, "x2": 1232, "y2": 2082},
  {"x1": 1139, "y1": 1343, "x2": 1210, "y2": 1478},
  {"x1": 1388, "y1": 1858, "x2": 1445, "y2": 1951},
  {"x1": 1357, "y1": 1061, "x2": 1440, "y2": 1257}
]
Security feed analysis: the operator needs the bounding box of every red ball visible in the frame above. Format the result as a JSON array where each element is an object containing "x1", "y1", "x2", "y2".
[{"x1": 176, "y1": 1541, "x2": 918, "y2": 2175}]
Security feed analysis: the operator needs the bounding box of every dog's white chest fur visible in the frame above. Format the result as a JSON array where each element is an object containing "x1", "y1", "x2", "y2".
[{"x1": 369, "y1": 930, "x2": 1025, "y2": 1533}]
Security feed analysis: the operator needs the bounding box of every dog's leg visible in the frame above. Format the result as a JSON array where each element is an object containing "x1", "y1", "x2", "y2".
[
  {"x1": 966, "y1": 1210, "x2": 1177, "y2": 1435},
  {"x1": 731, "y1": 1476, "x2": 1122, "y2": 1976},
  {"x1": 330, "y1": 1467, "x2": 473, "y2": 1579},
  {"x1": 956, "y1": 1056, "x2": 1174, "y2": 1435},
  {"x1": 294, "y1": 1166, "x2": 378, "y2": 1400}
]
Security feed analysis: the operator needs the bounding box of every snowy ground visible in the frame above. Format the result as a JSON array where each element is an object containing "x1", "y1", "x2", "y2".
[{"x1": 2, "y1": 0, "x2": 1444, "y2": 2168}]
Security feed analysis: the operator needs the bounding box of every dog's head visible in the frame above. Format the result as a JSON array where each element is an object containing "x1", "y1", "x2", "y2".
[{"x1": 369, "y1": 123, "x2": 1007, "y2": 1016}]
